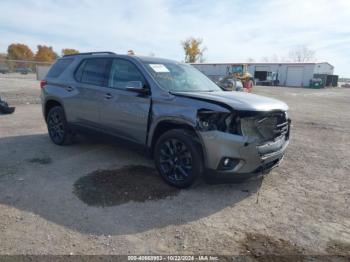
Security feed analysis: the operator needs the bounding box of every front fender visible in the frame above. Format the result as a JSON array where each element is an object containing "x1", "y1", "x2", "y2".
[
  {"x1": 147, "y1": 116, "x2": 197, "y2": 148},
  {"x1": 147, "y1": 95, "x2": 231, "y2": 148}
]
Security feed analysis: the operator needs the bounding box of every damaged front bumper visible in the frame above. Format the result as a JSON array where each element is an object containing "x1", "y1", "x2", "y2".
[{"x1": 198, "y1": 121, "x2": 290, "y2": 177}]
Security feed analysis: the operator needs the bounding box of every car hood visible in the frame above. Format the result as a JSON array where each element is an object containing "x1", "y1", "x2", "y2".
[{"x1": 173, "y1": 91, "x2": 289, "y2": 111}]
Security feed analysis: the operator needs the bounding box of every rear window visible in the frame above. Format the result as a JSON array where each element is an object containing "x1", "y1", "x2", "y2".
[
  {"x1": 75, "y1": 58, "x2": 110, "y2": 86},
  {"x1": 47, "y1": 58, "x2": 74, "y2": 78}
]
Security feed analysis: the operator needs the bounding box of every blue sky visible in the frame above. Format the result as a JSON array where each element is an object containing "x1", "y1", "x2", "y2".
[{"x1": 0, "y1": 0, "x2": 350, "y2": 76}]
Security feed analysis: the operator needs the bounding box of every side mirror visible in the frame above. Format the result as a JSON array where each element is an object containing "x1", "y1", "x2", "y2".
[{"x1": 126, "y1": 81, "x2": 148, "y2": 94}]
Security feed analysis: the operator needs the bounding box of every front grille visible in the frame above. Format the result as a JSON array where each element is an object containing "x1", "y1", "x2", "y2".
[
  {"x1": 256, "y1": 112, "x2": 290, "y2": 158},
  {"x1": 240, "y1": 111, "x2": 289, "y2": 143},
  {"x1": 257, "y1": 136, "x2": 287, "y2": 156},
  {"x1": 272, "y1": 112, "x2": 289, "y2": 138}
]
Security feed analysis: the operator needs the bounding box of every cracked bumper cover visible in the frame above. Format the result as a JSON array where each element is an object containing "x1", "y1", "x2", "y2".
[{"x1": 198, "y1": 130, "x2": 289, "y2": 176}]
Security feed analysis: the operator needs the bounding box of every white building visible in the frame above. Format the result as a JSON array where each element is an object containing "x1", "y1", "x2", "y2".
[{"x1": 192, "y1": 62, "x2": 335, "y2": 87}]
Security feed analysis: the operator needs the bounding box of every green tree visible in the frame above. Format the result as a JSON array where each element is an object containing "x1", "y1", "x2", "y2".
[
  {"x1": 181, "y1": 37, "x2": 206, "y2": 63},
  {"x1": 62, "y1": 48, "x2": 79, "y2": 56},
  {"x1": 35, "y1": 45, "x2": 58, "y2": 63},
  {"x1": 7, "y1": 43, "x2": 34, "y2": 60}
]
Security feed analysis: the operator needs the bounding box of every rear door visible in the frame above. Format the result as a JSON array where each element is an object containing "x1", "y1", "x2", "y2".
[
  {"x1": 72, "y1": 58, "x2": 111, "y2": 126},
  {"x1": 44, "y1": 58, "x2": 76, "y2": 119},
  {"x1": 286, "y1": 66, "x2": 303, "y2": 87},
  {"x1": 99, "y1": 58, "x2": 151, "y2": 144}
]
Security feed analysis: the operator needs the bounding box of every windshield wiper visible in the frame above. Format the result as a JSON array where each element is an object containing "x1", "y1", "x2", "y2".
[{"x1": 170, "y1": 89, "x2": 218, "y2": 94}]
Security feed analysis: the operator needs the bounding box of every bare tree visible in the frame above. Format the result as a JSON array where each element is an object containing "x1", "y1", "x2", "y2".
[
  {"x1": 246, "y1": 57, "x2": 255, "y2": 63},
  {"x1": 289, "y1": 45, "x2": 316, "y2": 62},
  {"x1": 279, "y1": 56, "x2": 289, "y2": 62},
  {"x1": 261, "y1": 56, "x2": 269, "y2": 62},
  {"x1": 259, "y1": 55, "x2": 281, "y2": 63},
  {"x1": 270, "y1": 54, "x2": 280, "y2": 62},
  {"x1": 198, "y1": 46, "x2": 207, "y2": 63}
]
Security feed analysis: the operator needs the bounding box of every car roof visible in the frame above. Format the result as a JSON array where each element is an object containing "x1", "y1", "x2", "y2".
[
  {"x1": 135, "y1": 55, "x2": 179, "y2": 64},
  {"x1": 61, "y1": 52, "x2": 180, "y2": 64}
]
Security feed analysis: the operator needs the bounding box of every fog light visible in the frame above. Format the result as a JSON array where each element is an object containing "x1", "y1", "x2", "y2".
[
  {"x1": 224, "y1": 158, "x2": 230, "y2": 166},
  {"x1": 218, "y1": 157, "x2": 240, "y2": 170}
]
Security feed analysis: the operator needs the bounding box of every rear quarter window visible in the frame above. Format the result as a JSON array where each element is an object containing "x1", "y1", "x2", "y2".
[{"x1": 47, "y1": 58, "x2": 74, "y2": 78}]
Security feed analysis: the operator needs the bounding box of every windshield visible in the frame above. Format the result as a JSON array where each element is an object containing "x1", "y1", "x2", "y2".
[{"x1": 142, "y1": 61, "x2": 222, "y2": 92}]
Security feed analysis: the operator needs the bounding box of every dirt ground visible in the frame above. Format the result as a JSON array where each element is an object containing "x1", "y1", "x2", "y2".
[{"x1": 0, "y1": 74, "x2": 349, "y2": 258}]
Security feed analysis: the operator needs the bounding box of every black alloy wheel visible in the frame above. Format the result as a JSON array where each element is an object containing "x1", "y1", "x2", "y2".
[
  {"x1": 159, "y1": 138, "x2": 193, "y2": 182},
  {"x1": 47, "y1": 106, "x2": 73, "y2": 145},
  {"x1": 155, "y1": 129, "x2": 202, "y2": 188}
]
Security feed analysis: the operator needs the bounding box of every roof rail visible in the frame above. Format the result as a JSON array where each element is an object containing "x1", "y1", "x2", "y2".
[{"x1": 63, "y1": 51, "x2": 116, "y2": 57}]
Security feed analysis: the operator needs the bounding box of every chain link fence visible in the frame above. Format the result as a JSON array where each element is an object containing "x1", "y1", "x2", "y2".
[
  {"x1": 0, "y1": 59, "x2": 52, "y2": 80},
  {"x1": 0, "y1": 59, "x2": 53, "y2": 105}
]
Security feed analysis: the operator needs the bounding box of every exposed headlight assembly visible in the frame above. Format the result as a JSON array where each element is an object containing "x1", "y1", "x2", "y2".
[
  {"x1": 197, "y1": 109, "x2": 288, "y2": 143},
  {"x1": 197, "y1": 110, "x2": 240, "y2": 135}
]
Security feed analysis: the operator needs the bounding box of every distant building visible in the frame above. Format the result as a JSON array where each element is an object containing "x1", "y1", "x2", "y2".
[{"x1": 192, "y1": 62, "x2": 336, "y2": 87}]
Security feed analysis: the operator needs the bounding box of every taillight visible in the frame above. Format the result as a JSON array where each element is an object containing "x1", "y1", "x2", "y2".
[{"x1": 40, "y1": 80, "x2": 47, "y2": 89}]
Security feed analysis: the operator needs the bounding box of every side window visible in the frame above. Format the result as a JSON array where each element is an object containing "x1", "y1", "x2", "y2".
[
  {"x1": 47, "y1": 58, "x2": 74, "y2": 78},
  {"x1": 76, "y1": 58, "x2": 110, "y2": 86},
  {"x1": 74, "y1": 60, "x2": 86, "y2": 82},
  {"x1": 109, "y1": 59, "x2": 145, "y2": 89}
]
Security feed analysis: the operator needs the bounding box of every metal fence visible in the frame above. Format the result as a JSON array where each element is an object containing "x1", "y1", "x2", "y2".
[{"x1": 0, "y1": 59, "x2": 52, "y2": 80}]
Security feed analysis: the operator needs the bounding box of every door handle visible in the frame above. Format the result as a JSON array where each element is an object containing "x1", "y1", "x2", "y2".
[
  {"x1": 105, "y1": 93, "x2": 112, "y2": 99},
  {"x1": 65, "y1": 86, "x2": 73, "y2": 92}
]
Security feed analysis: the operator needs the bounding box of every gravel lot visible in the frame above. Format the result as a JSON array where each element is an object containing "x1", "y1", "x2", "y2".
[{"x1": 0, "y1": 74, "x2": 349, "y2": 258}]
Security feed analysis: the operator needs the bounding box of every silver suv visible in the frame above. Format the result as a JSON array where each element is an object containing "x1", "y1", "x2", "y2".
[{"x1": 41, "y1": 52, "x2": 290, "y2": 188}]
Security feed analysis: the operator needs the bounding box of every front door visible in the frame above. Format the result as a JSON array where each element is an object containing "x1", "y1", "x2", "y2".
[{"x1": 100, "y1": 58, "x2": 151, "y2": 144}]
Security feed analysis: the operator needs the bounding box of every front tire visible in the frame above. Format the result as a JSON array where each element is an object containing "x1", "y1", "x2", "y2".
[
  {"x1": 47, "y1": 106, "x2": 74, "y2": 145},
  {"x1": 154, "y1": 129, "x2": 203, "y2": 188}
]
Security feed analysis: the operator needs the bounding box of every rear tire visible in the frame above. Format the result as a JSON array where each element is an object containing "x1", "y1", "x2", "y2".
[
  {"x1": 154, "y1": 129, "x2": 203, "y2": 188},
  {"x1": 47, "y1": 106, "x2": 74, "y2": 145}
]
